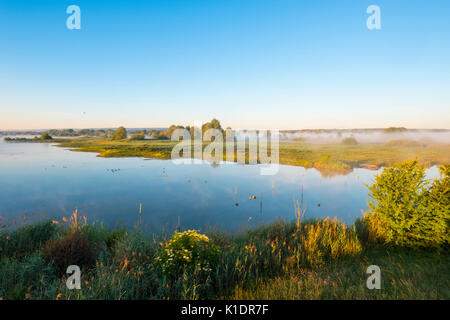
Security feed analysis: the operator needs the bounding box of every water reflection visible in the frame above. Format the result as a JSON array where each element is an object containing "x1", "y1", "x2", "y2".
[{"x1": 0, "y1": 138, "x2": 440, "y2": 233}]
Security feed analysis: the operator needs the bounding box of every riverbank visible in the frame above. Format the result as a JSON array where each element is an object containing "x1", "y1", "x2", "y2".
[
  {"x1": 52, "y1": 137, "x2": 450, "y2": 176},
  {"x1": 0, "y1": 215, "x2": 448, "y2": 300},
  {"x1": 1, "y1": 160, "x2": 448, "y2": 300}
]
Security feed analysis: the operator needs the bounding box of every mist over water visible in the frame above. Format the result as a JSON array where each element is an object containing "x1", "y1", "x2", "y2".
[
  {"x1": 0, "y1": 138, "x2": 442, "y2": 233},
  {"x1": 281, "y1": 130, "x2": 450, "y2": 144}
]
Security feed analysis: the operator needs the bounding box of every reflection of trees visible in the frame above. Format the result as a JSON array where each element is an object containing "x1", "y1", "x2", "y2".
[
  {"x1": 209, "y1": 161, "x2": 220, "y2": 168},
  {"x1": 314, "y1": 166, "x2": 353, "y2": 178}
]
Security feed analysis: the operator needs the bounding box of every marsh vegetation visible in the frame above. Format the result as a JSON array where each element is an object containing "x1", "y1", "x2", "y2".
[{"x1": 0, "y1": 161, "x2": 448, "y2": 300}]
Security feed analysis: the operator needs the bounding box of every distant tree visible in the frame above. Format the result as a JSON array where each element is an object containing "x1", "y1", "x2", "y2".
[
  {"x1": 40, "y1": 132, "x2": 53, "y2": 140},
  {"x1": 112, "y1": 127, "x2": 127, "y2": 140},
  {"x1": 341, "y1": 137, "x2": 358, "y2": 145},
  {"x1": 105, "y1": 129, "x2": 113, "y2": 138},
  {"x1": 202, "y1": 119, "x2": 223, "y2": 135},
  {"x1": 166, "y1": 125, "x2": 185, "y2": 139},
  {"x1": 129, "y1": 133, "x2": 146, "y2": 141},
  {"x1": 383, "y1": 127, "x2": 408, "y2": 133},
  {"x1": 94, "y1": 129, "x2": 105, "y2": 137}
]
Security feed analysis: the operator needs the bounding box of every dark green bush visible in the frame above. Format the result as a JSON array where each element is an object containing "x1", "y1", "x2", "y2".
[
  {"x1": 0, "y1": 221, "x2": 58, "y2": 258},
  {"x1": 41, "y1": 232, "x2": 99, "y2": 275},
  {"x1": 0, "y1": 252, "x2": 58, "y2": 299},
  {"x1": 341, "y1": 137, "x2": 358, "y2": 145},
  {"x1": 367, "y1": 160, "x2": 449, "y2": 248}
]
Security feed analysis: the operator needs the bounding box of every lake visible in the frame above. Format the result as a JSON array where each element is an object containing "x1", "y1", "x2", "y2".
[{"x1": 0, "y1": 138, "x2": 441, "y2": 233}]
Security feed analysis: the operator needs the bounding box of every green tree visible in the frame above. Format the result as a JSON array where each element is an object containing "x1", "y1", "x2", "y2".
[
  {"x1": 40, "y1": 132, "x2": 52, "y2": 140},
  {"x1": 166, "y1": 125, "x2": 185, "y2": 139},
  {"x1": 202, "y1": 118, "x2": 223, "y2": 135},
  {"x1": 112, "y1": 127, "x2": 127, "y2": 140},
  {"x1": 341, "y1": 137, "x2": 358, "y2": 145},
  {"x1": 367, "y1": 160, "x2": 449, "y2": 248},
  {"x1": 128, "y1": 133, "x2": 145, "y2": 141}
]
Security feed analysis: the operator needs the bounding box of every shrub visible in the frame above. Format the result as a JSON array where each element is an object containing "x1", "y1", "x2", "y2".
[
  {"x1": 366, "y1": 160, "x2": 449, "y2": 248},
  {"x1": 341, "y1": 137, "x2": 358, "y2": 145},
  {"x1": 383, "y1": 127, "x2": 407, "y2": 133},
  {"x1": 128, "y1": 133, "x2": 145, "y2": 141},
  {"x1": 112, "y1": 126, "x2": 127, "y2": 140},
  {"x1": 40, "y1": 132, "x2": 52, "y2": 140},
  {"x1": 41, "y1": 232, "x2": 99, "y2": 275},
  {"x1": 0, "y1": 221, "x2": 58, "y2": 258},
  {"x1": 155, "y1": 230, "x2": 220, "y2": 279},
  {"x1": 0, "y1": 252, "x2": 59, "y2": 300}
]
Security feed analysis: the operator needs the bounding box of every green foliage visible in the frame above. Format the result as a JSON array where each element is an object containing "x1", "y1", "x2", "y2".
[
  {"x1": 155, "y1": 230, "x2": 220, "y2": 279},
  {"x1": 0, "y1": 252, "x2": 59, "y2": 300},
  {"x1": 383, "y1": 127, "x2": 408, "y2": 133},
  {"x1": 367, "y1": 160, "x2": 449, "y2": 248},
  {"x1": 41, "y1": 232, "x2": 100, "y2": 275},
  {"x1": 40, "y1": 132, "x2": 52, "y2": 140},
  {"x1": 0, "y1": 217, "x2": 449, "y2": 300},
  {"x1": 202, "y1": 118, "x2": 223, "y2": 134},
  {"x1": 0, "y1": 221, "x2": 58, "y2": 258},
  {"x1": 55, "y1": 135, "x2": 450, "y2": 177},
  {"x1": 112, "y1": 126, "x2": 127, "y2": 140},
  {"x1": 341, "y1": 136, "x2": 358, "y2": 145},
  {"x1": 128, "y1": 133, "x2": 146, "y2": 141}
]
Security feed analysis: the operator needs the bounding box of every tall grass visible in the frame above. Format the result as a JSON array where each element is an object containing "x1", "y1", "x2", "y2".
[{"x1": 0, "y1": 210, "x2": 448, "y2": 300}]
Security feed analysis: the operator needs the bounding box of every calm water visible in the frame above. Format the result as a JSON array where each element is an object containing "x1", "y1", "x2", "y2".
[{"x1": 0, "y1": 138, "x2": 440, "y2": 232}]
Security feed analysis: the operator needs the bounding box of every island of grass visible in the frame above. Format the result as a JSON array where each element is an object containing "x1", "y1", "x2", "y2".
[
  {"x1": 4, "y1": 122, "x2": 450, "y2": 176},
  {"x1": 52, "y1": 137, "x2": 450, "y2": 176}
]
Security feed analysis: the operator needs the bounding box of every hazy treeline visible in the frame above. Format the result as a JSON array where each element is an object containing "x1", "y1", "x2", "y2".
[
  {"x1": 2, "y1": 126, "x2": 449, "y2": 144},
  {"x1": 280, "y1": 128, "x2": 450, "y2": 144}
]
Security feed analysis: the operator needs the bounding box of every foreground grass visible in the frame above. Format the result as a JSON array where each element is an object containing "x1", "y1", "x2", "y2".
[
  {"x1": 231, "y1": 246, "x2": 449, "y2": 299},
  {"x1": 54, "y1": 138, "x2": 450, "y2": 176},
  {"x1": 0, "y1": 217, "x2": 448, "y2": 300}
]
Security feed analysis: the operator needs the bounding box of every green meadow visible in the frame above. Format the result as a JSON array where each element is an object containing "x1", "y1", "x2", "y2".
[{"x1": 46, "y1": 137, "x2": 450, "y2": 176}]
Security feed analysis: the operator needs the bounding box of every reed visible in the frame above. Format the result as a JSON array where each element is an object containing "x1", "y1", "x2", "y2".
[{"x1": 0, "y1": 215, "x2": 448, "y2": 300}]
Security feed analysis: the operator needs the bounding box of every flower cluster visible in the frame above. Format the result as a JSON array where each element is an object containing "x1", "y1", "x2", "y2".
[{"x1": 155, "y1": 230, "x2": 219, "y2": 278}]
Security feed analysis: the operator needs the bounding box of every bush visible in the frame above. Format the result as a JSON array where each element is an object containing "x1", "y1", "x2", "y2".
[
  {"x1": 112, "y1": 126, "x2": 127, "y2": 140},
  {"x1": 155, "y1": 230, "x2": 220, "y2": 279},
  {"x1": 0, "y1": 252, "x2": 59, "y2": 300},
  {"x1": 366, "y1": 160, "x2": 449, "y2": 248},
  {"x1": 341, "y1": 137, "x2": 358, "y2": 145},
  {"x1": 40, "y1": 132, "x2": 52, "y2": 140},
  {"x1": 128, "y1": 133, "x2": 145, "y2": 141},
  {"x1": 0, "y1": 221, "x2": 58, "y2": 258},
  {"x1": 41, "y1": 232, "x2": 99, "y2": 275}
]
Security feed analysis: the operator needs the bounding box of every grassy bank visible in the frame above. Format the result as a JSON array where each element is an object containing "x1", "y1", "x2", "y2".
[
  {"x1": 53, "y1": 138, "x2": 450, "y2": 176},
  {"x1": 0, "y1": 214, "x2": 448, "y2": 300}
]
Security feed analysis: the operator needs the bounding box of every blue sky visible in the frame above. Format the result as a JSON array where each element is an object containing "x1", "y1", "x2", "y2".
[{"x1": 1, "y1": 0, "x2": 449, "y2": 130}]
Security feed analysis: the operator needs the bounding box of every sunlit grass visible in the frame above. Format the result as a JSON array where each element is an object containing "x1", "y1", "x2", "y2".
[{"x1": 1, "y1": 211, "x2": 447, "y2": 300}]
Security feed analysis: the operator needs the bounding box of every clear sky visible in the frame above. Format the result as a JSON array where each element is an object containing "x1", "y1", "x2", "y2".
[{"x1": 1, "y1": 0, "x2": 449, "y2": 130}]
